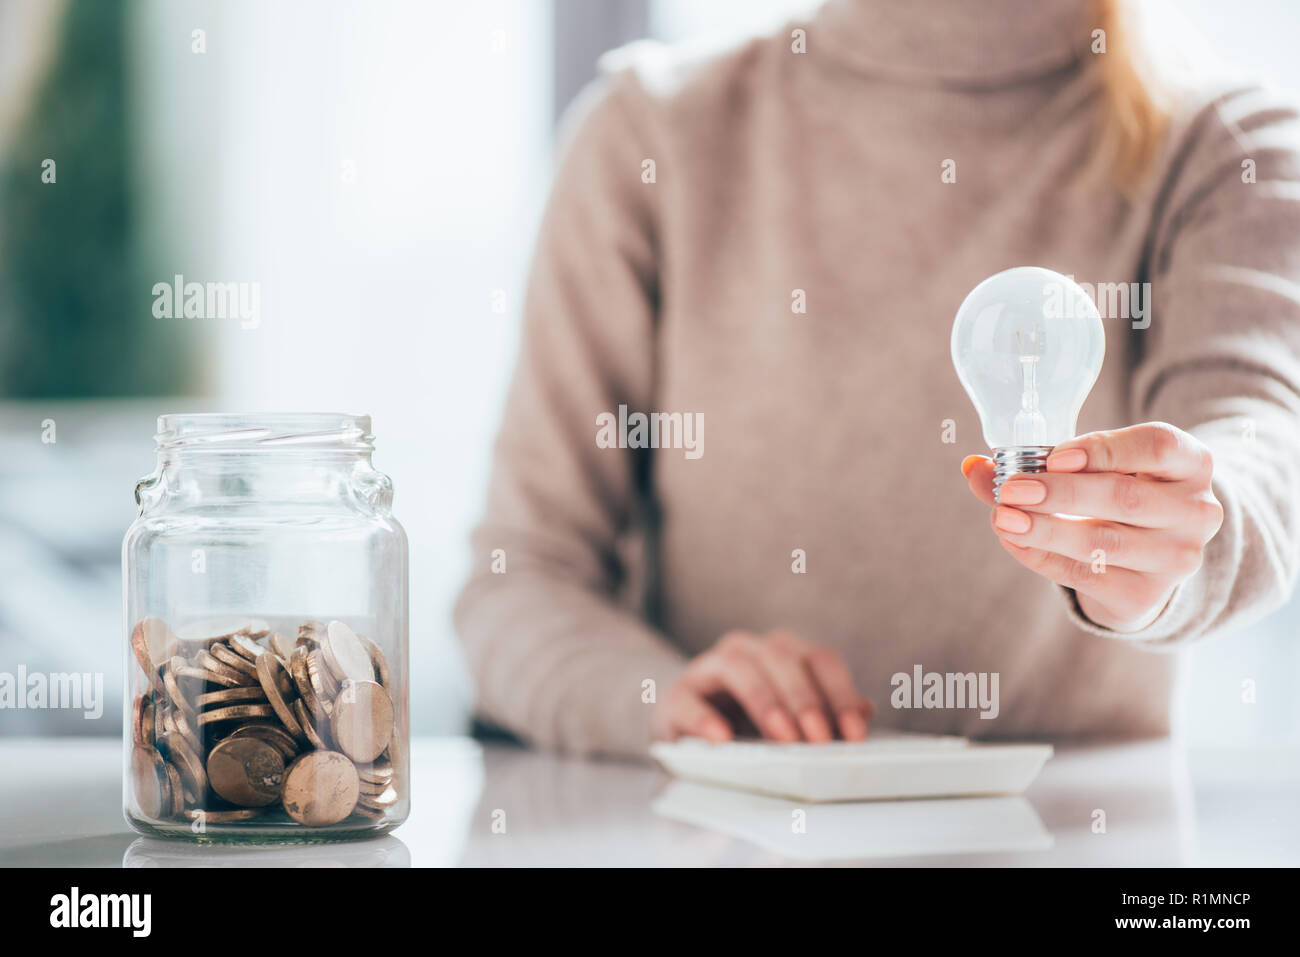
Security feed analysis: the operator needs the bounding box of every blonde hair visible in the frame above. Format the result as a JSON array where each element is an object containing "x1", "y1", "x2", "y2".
[{"x1": 1088, "y1": 0, "x2": 1178, "y2": 194}]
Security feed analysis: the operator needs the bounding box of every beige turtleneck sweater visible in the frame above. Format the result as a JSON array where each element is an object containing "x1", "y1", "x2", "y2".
[{"x1": 454, "y1": 0, "x2": 1300, "y2": 757}]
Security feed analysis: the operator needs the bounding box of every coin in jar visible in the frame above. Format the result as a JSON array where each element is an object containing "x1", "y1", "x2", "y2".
[
  {"x1": 174, "y1": 660, "x2": 243, "y2": 689},
  {"x1": 281, "y1": 750, "x2": 359, "y2": 826},
  {"x1": 306, "y1": 648, "x2": 340, "y2": 703},
  {"x1": 254, "y1": 652, "x2": 306, "y2": 743},
  {"x1": 130, "y1": 745, "x2": 170, "y2": 819},
  {"x1": 356, "y1": 759, "x2": 393, "y2": 786},
  {"x1": 293, "y1": 697, "x2": 329, "y2": 751},
  {"x1": 131, "y1": 694, "x2": 148, "y2": 747},
  {"x1": 229, "y1": 634, "x2": 267, "y2": 662},
  {"x1": 356, "y1": 785, "x2": 398, "y2": 811},
  {"x1": 242, "y1": 619, "x2": 271, "y2": 639},
  {"x1": 197, "y1": 649, "x2": 257, "y2": 686},
  {"x1": 207, "y1": 736, "x2": 286, "y2": 807},
  {"x1": 329, "y1": 680, "x2": 393, "y2": 763},
  {"x1": 197, "y1": 702, "x2": 276, "y2": 726},
  {"x1": 162, "y1": 657, "x2": 198, "y2": 718},
  {"x1": 195, "y1": 684, "x2": 267, "y2": 709},
  {"x1": 358, "y1": 634, "x2": 391, "y2": 689},
  {"x1": 269, "y1": 632, "x2": 296, "y2": 662},
  {"x1": 321, "y1": 620, "x2": 374, "y2": 683},
  {"x1": 139, "y1": 696, "x2": 157, "y2": 748},
  {"x1": 226, "y1": 721, "x2": 300, "y2": 761},
  {"x1": 164, "y1": 761, "x2": 185, "y2": 817},
  {"x1": 131, "y1": 617, "x2": 177, "y2": 691},
  {"x1": 159, "y1": 730, "x2": 207, "y2": 799},
  {"x1": 210, "y1": 642, "x2": 259, "y2": 677},
  {"x1": 289, "y1": 646, "x2": 328, "y2": 720},
  {"x1": 170, "y1": 705, "x2": 203, "y2": 755}
]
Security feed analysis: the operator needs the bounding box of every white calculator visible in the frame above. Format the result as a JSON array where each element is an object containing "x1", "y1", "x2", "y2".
[{"x1": 650, "y1": 732, "x2": 1053, "y2": 802}]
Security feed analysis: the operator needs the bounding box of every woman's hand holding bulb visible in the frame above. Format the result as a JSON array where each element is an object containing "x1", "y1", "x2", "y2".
[{"x1": 962, "y1": 422, "x2": 1224, "y2": 632}]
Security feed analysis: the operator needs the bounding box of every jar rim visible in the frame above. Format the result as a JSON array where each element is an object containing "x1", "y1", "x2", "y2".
[{"x1": 155, "y1": 412, "x2": 374, "y2": 451}]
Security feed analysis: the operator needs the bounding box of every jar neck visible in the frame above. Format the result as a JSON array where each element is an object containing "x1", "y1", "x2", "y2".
[
  {"x1": 137, "y1": 413, "x2": 391, "y2": 515},
  {"x1": 138, "y1": 450, "x2": 392, "y2": 515}
]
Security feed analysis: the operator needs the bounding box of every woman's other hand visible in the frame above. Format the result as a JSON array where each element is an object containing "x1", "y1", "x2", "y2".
[{"x1": 651, "y1": 630, "x2": 875, "y2": 743}]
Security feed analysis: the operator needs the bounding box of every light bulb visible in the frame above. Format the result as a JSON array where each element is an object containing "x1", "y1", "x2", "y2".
[{"x1": 951, "y1": 267, "x2": 1105, "y2": 502}]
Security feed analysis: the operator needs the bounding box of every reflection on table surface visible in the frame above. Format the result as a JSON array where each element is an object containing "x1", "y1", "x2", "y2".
[
  {"x1": 124, "y1": 835, "x2": 411, "y2": 868},
  {"x1": 0, "y1": 736, "x2": 1296, "y2": 866},
  {"x1": 651, "y1": 783, "x2": 1052, "y2": 860}
]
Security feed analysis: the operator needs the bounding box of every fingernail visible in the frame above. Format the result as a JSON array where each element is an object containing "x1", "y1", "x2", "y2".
[
  {"x1": 766, "y1": 709, "x2": 799, "y2": 742},
  {"x1": 960, "y1": 455, "x2": 983, "y2": 478},
  {"x1": 838, "y1": 710, "x2": 867, "y2": 741},
  {"x1": 999, "y1": 479, "x2": 1046, "y2": 505},
  {"x1": 798, "y1": 709, "x2": 832, "y2": 742},
  {"x1": 1047, "y1": 448, "x2": 1087, "y2": 471},
  {"x1": 994, "y1": 506, "x2": 1031, "y2": 534}
]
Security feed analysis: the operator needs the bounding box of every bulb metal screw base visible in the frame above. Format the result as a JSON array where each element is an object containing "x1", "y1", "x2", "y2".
[{"x1": 992, "y1": 446, "x2": 1054, "y2": 503}]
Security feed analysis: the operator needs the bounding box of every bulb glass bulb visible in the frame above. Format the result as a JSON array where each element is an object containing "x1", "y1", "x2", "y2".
[{"x1": 951, "y1": 266, "x2": 1105, "y2": 496}]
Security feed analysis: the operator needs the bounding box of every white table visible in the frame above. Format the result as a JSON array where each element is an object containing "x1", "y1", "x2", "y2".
[{"x1": 0, "y1": 737, "x2": 1295, "y2": 866}]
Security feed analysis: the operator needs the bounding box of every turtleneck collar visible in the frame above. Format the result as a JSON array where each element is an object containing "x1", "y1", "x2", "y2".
[{"x1": 809, "y1": 0, "x2": 1095, "y2": 88}]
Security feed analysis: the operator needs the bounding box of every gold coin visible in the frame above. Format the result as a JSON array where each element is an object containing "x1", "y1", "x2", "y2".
[
  {"x1": 130, "y1": 617, "x2": 176, "y2": 691},
  {"x1": 358, "y1": 777, "x2": 389, "y2": 797},
  {"x1": 293, "y1": 698, "x2": 329, "y2": 750},
  {"x1": 163, "y1": 657, "x2": 198, "y2": 719},
  {"x1": 164, "y1": 761, "x2": 185, "y2": 817},
  {"x1": 356, "y1": 785, "x2": 398, "y2": 811},
  {"x1": 174, "y1": 662, "x2": 243, "y2": 689},
  {"x1": 195, "y1": 685, "x2": 267, "y2": 708},
  {"x1": 289, "y1": 646, "x2": 327, "y2": 719},
  {"x1": 306, "y1": 648, "x2": 340, "y2": 704},
  {"x1": 210, "y1": 642, "x2": 259, "y2": 677},
  {"x1": 173, "y1": 708, "x2": 205, "y2": 756},
  {"x1": 243, "y1": 619, "x2": 271, "y2": 639},
  {"x1": 139, "y1": 696, "x2": 157, "y2": 747},
  {"x1": 131, "y1": 694, "x2": 148, "y2": 747},
  {"x1": 184, "y1": 807, "x2": 265, "y2": 823},
  {"x1": 197, "y1": 649, "x2": 256, "y2": 686},
  {"x1": 269, "y1": 632, "x2": 296, "y2": 661},
  {"x1": 322, "y1": 620, "x2": 374, "y2": 684},
  {"x1": 229, "y1": 634, "x2": 267, "y2": 662},
  {"x1": 281, "y1": 751, "x2": 359, "y2": 826},
  {"x1": 159, "y1": 730, "x2": 207, "y2": 799},
  {"x1": 329, "y1": 680, "x2": 393, "y2": 763},
  {"x1": 383, "y1": 735, "x2": 406, "y2": 798},
  {"x1": 197, "y1": 703, "x2": 276, "y2": 726},
  {"x1": 356, "y1": 759, "x2": 393, "y2": 786},
  {"x1": 358, "y1": 635, "x2": 392, "y2": 689},
  {"x1": 226, "y1": 721, "x2": 299, "y2": 761},
  {"x1": 158, "y1": 701, "x2": 176, "y2": 738},
  {"x1": 207, "y1": 736, "x2": 285, "y2": 807},
  {"x1": 254, "y1": 652, "x2": 306, "y2": 743},
  {"x1": 130, "y1": 745, "x2": 169, "y2": 819},
  {"x1": 297, "y1": 620, "x2": 327, "y2": 646}
]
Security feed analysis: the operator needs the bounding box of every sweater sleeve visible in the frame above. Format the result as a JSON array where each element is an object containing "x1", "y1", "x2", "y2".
[
  {"x1": 1064, "y1": 85, "x2": 1300, "y2": 646},
  {"x1": 452, "y1": 74, "x2": 687, "y2": 757}
]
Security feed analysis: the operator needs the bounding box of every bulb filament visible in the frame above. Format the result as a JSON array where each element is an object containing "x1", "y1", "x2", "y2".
[{"x1": 1013, "y1": 326, "x2": 1047, "y2": 446}]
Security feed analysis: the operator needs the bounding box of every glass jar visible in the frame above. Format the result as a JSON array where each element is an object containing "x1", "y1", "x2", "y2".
[{"x1": 122, "y1": 413, "x2": 409, "y2": 843}]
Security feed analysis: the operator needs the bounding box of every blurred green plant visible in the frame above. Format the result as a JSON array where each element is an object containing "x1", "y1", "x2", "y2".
[{"x1": 0, "y1": 0, "x2": 192, "y2": 398}]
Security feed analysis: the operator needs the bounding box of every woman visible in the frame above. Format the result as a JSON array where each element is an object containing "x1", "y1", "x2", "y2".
[{"x1": 455, "y1": 0, "x2": 1300, "y2": 756}]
